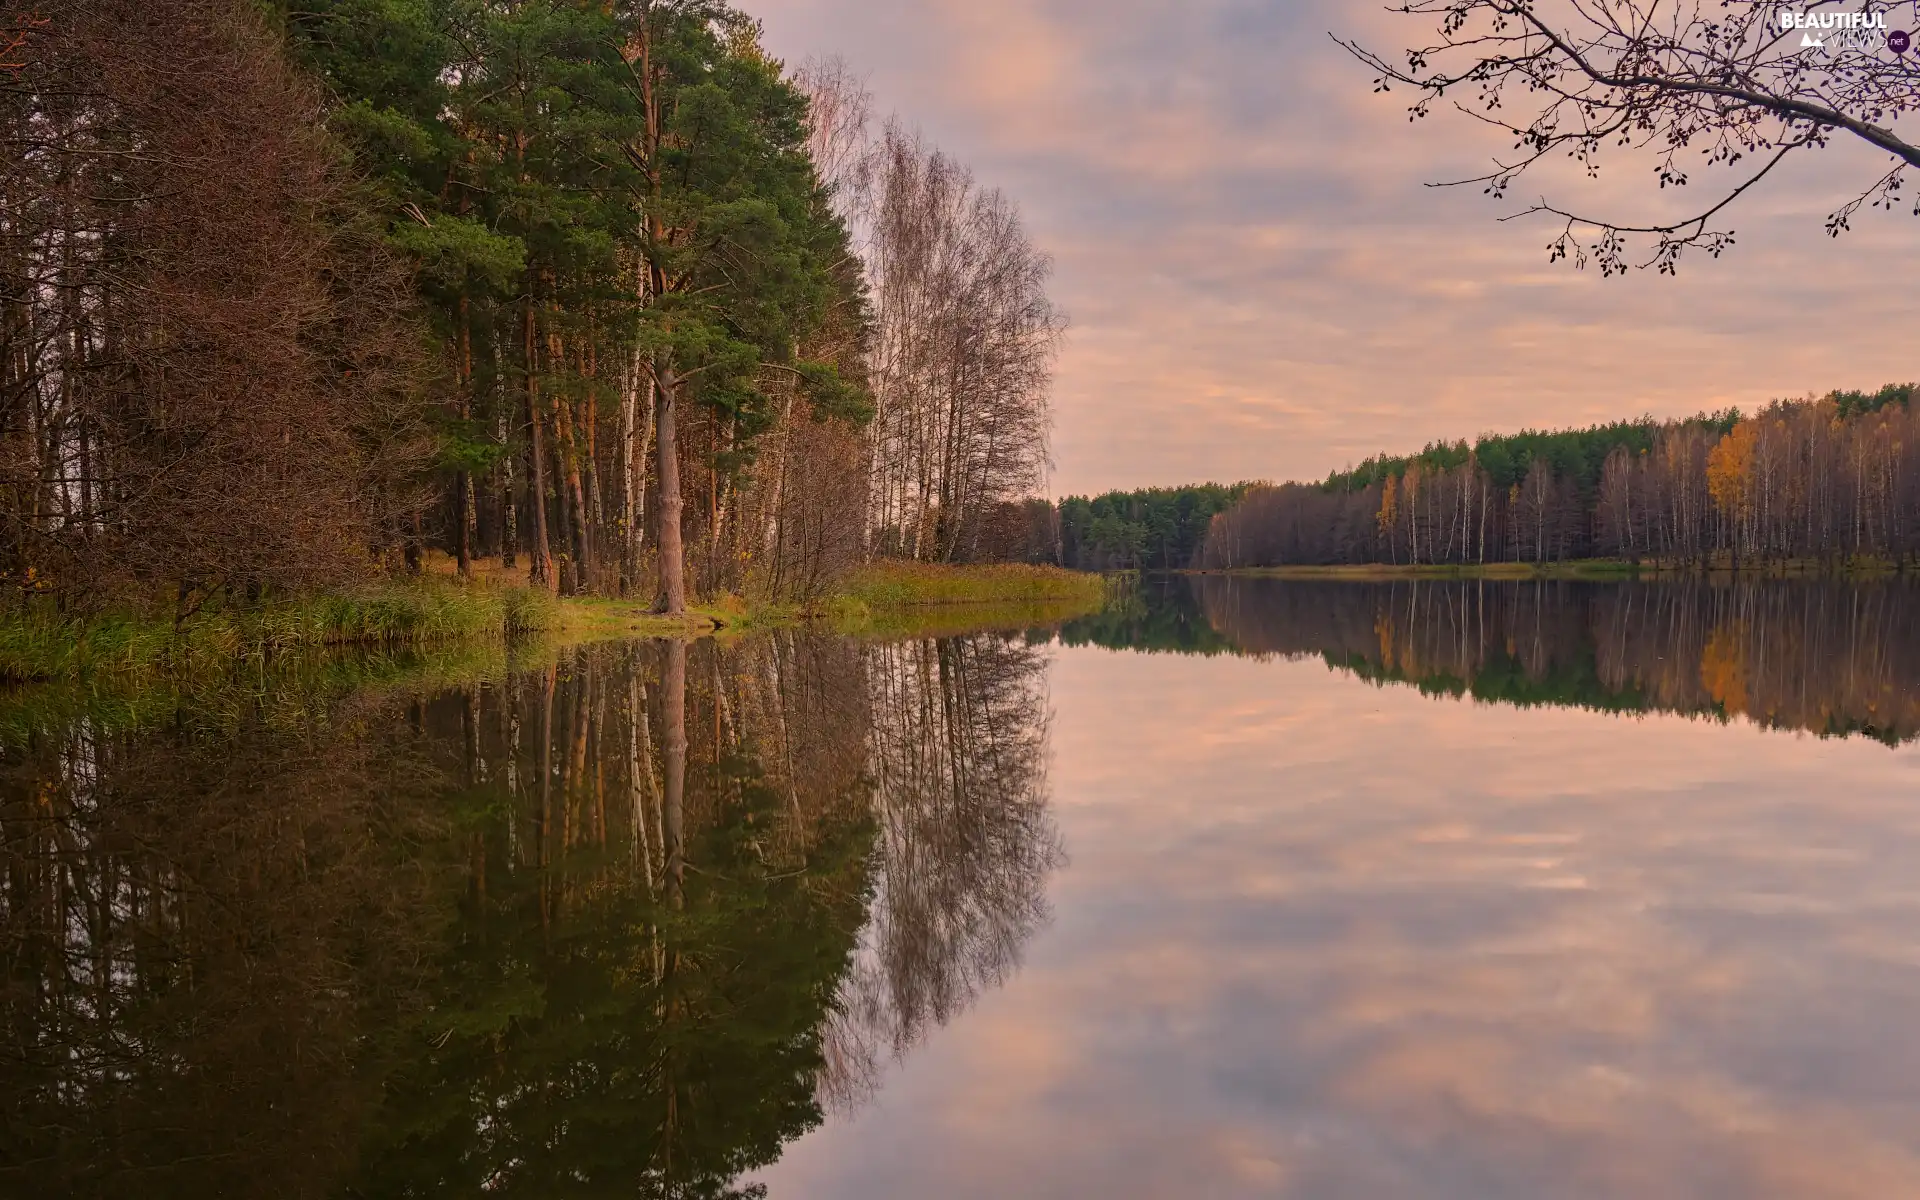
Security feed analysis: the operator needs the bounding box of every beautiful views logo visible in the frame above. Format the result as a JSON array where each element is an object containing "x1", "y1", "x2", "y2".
[{"x1": 1777, "y1": 8, "x2": 1910, "y2": 54}]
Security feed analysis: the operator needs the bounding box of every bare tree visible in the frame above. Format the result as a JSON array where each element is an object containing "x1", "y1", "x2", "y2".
[
  {"x1": 1341, "y1": 1, "x2": 1920, "y2": 273},
  {"x1": 862, "y1": 124, "x2": 1065, "y2": 560},
  {"x1": 795, "y1": 63, "x2": 1066, "y2": 567},
  {"x1": 0, "y1": 0, "x2": 429, "y2": 609}
]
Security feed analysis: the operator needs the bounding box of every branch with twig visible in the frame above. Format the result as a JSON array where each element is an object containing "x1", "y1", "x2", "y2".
[
  {"x1": 1, "y1": 11, "x2": 49, "y2": 73},
  {"x1": 1337, "y1": 0, "x2": 1920, "y2": 272}
]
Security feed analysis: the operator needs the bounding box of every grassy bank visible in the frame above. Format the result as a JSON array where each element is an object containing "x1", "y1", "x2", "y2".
[
  {"x1": 834, "y1": 560, "x2": 1107, "y2": 609},
  {"x1": 0, "y1": 579, "x2": 579, "y2": 685},
  {"x1": 819, "y1": 561, "x2": 1107, "y2": 635},
  {"x1": 546, "y1": 560, "x2": 1108, "y2": 638},
  {"x1": 0, "y1": 560, "x2": 1107, "y2": 686}
]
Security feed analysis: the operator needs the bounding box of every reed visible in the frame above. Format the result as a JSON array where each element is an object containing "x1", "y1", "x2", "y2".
[{"x1": 0, "y1": 579, "x2": 564, "y2": 684}]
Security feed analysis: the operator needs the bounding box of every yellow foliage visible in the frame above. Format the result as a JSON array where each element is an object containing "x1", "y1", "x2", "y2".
[
  {"x1": 1700, "y1": 623, "x2": 1749, "y2": 717},
  {"x1": 1707, "y1": 420, "x2": 1757, "y2": 517}
]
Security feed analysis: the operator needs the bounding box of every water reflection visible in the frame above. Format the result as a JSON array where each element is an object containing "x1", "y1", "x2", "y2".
[
  {"x1": 17, "y1": 580, "x2": 1920, "y2": 1199},
  {"x1": 823, "y1": 637, "x2": 1062, "y2": 1112},
  {"x1": 0, "y1": 630, "x2": 1057, "y2": 1198},
  {"x1": 768, "y1": 585, "x2": 1920, "y2": 1200},
  {"x1": 0, "y1": 690, "x2": 444, "y2": 1200},
  {"x1": 1066, "y1": 575, "x2": 1920, "y2": 743}
]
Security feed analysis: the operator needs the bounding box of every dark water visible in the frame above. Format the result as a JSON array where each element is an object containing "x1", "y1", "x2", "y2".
[{"x1": 8, "y1": 578, "x2": 1920, "y2": 1198}]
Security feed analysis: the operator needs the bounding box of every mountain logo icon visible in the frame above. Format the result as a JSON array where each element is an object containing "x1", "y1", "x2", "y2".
[{"x1": 1800, "y1": 30, "x2": 1824, "y2": 47}]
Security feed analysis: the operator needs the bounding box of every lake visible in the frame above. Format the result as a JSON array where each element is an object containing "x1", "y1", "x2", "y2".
[{"x1": 8, "y1": 577, "x2": 1920, "y2": 1198}]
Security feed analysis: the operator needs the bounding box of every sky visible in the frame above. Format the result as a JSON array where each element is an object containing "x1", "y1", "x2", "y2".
[{"x1": 750, "y1": 0, "x2": 1920, "y2": 496}]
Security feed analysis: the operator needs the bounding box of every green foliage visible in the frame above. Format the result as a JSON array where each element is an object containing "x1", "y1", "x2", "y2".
[
  {"x1": 795, "y1": 360, "x2": 874, "y2": 424},
  {"x1": 277, "y1": 0, "x2": 873, "y2": 526},
  {"x1": 0, "y1": 580, "x2": 562, "y2": 684},
  {"x1": 1057, "y1": 483, "x2": 1251, "y2": 571},
  {"x1": 627, "y1": 20, "x2": 871, "y2": 443},
  {"x1": 1324, "y1": 419, "x2": 1668, "y2": 496},
  {"x1": 389, "y1": 215, "x2": 527, "y2": 291},
  {"x1": 1830, "y1": 381, "x2": 1916, "y2": 421}
]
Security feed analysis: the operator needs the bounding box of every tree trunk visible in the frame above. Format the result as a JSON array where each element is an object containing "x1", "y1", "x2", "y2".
[
  {"x1": 545, "y1": 300, "x2": 590, "y2": 593},
  {"x1": 618, "y1": 342, "x2": 645, "y2": 594},
  {"x1": 500, "y1": 418, "x2": 519, "y2": 570},
  {"x1": 654, "y1": 353, "x2": 686, "y2": 614},
  {"x1": 455, "y1": 295, "x2": 474, "y2": 578},
  {"x1": 524, "y1": 294, "x2": 556, "y2": 592}
]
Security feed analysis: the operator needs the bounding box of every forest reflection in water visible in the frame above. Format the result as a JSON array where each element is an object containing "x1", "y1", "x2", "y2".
[
  {"x1": 0, "y1": 630, "x2": 1057, "y2": 1199},
  {"x1": 1064, "y1": 574, "x2": 1920, "y2": 744},
  {"x1": 12, "y1": 576, "x2": 1920, "y2": 1200}
]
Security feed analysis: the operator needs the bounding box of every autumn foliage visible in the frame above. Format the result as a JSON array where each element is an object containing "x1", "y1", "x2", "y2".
[
  {"x1": 1202, "y1": 386, "x2": 1920, "y2": 570},
  {"x1": 0, "y1": 0, "x2": 430, "y2": 610}
]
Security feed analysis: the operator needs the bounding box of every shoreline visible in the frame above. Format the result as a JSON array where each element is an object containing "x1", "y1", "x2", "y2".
[{"x1": 0, "y1": 561, "x2": 1106, "y2": 685}]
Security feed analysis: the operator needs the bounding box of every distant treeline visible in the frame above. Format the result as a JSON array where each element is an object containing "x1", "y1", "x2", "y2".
[
  {"x1": 963, "y1": 484, "x2": 1249, "y2": 570},
  {"x1": 1202, "y1": 383, "x2": 1920, "y2": 569}
]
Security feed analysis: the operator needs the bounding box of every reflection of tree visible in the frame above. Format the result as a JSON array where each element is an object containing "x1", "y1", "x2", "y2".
[
  {"x1": 1190, "y1": 576, "x2": 1920, "y2": 743},
  {"x1": 1057, "y1": 576, "x2": 1238, "y2": 656},
  {"x1": 0, "y1": 630, "x2": 1064, "y2": 1195},
  {"x1": 0, "y1": 699, "x2": 446, "y2": 1200},
  {"x1": 353, "y1": 639, "x2": 878, "y2": 1199},
  {"x1": 818, "y1": 633, "x2": 1062, "y2": 1111}
]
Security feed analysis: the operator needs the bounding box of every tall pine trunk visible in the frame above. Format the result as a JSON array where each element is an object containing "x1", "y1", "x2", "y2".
[
  {"x1": 523, "y1": 290, "x2": 555, "y2": 592},
  {"x1": 618, "y1": 343, "x2": 644, "y2": 594},
  {"x1": 455, "y1": 294, "x2": 475, "y2": 578},
  {"x1": 544, "y1": 294, "x2": 590, "y2": 593},
  {"x1": 654, "y1": 353, "x2": 686, "y2": 614}
]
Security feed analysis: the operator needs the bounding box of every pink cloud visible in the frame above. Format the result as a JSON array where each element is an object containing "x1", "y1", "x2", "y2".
[{"x1": 754, "y1": 0, "x2": 1920, "y2": 493}]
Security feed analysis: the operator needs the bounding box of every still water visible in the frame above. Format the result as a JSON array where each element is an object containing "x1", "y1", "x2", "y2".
[{"x1": 7, "y1": 578, "x2": 1920, "y2": 1198}]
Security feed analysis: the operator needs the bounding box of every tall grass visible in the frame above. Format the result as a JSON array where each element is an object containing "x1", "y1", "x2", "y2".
[
  {"x1": 838, "y1": 560, "x2": 1106, "y2": 609},
  {"x1": 816, "y1": 560, "x2": 1107, "y2": 637},
  {"x1": 0, "y1": 578, "x2": 562, "y2": 684}
]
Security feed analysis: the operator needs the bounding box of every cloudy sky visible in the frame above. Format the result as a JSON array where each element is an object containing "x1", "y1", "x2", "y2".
[{"x1": 752, "y1": 0, "x2": 1919, "y2": 495}]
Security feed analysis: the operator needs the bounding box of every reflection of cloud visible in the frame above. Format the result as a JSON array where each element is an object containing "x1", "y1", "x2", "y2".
[
  {"x1": 814, "y1": 635, "x2": 1063, "y2": 1114},
  {"x1": 757, "y1": 648, "x2": 1920, "y2": 1199},
  {"x1": 756, "y1": 0, "x2": 1920, "y2": 494}
]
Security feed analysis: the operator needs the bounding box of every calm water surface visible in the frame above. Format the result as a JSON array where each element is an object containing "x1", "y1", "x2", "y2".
[{"x1": 8, "y1": 579, "x2": 1920, "y2": 1198}]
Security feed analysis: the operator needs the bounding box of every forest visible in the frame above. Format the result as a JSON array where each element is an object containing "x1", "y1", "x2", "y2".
[
  {"x1": 1201, "y1": 384, "x2": 1920, "y2": 570},
  {"x1": 0, "y1": 0, "x2": 1062, "y2": 618},
  {"x1": 1053, "y1": 484, "x2": 1246, "y2": 571}
]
